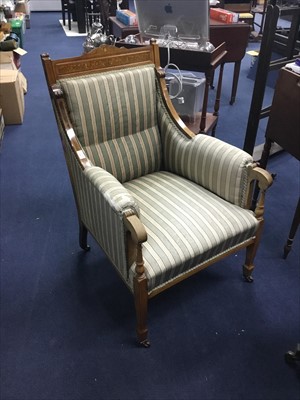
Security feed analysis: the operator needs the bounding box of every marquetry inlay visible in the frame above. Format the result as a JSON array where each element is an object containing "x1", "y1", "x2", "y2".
[{"x1": 56, "y1": 52, "x2": 152, "y2": 76}]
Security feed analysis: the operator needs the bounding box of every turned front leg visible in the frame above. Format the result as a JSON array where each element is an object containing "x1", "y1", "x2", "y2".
[
  {"x1": 125, "y1": 215, "x2": 149, "y2": 347},
  {"x1": 133, "y1": 242, "x2": 150, "y2": 347}
]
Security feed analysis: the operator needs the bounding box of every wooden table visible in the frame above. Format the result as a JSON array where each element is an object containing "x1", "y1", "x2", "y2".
[
  {"x1": 209, "y1": 20, "x2": 250, "y2": 104},
  {"x1": 109, "y1": 17, "x2": 250, "y2": 104}
]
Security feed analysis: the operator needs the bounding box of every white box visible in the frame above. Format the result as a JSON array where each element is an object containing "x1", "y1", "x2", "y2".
[{"x1": 169, "y1": 75, "x2": 206, "y2": 120}]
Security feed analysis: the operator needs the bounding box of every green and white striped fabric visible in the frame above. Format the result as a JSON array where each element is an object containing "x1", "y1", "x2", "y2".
[
  {"x1": 59, "y1": 65, "x2": 162, "y2": 183},
  {"x1": 124, "y1": 171, "x2": 258, "y2": 293},
  {"x1": 58, "y1": 124, "x2": 133, "y2": 281},
  {"x1": 156, "y1": 89, "x2": 253, "y2": 208},
  {"x1": 57, "y1": 63, "x2": 259, "y2": 295}
]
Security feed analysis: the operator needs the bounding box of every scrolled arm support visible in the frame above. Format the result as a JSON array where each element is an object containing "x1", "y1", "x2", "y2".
[
  {"x1": 125, "y1": 214, "x2": 147, "y2": 244},
  {"x1": 125, "y1": 215, "x2": 147, "y2": 277},
  {"x1": 249, "y1": 165, "x2": 273, "y2": 191},
  {"x1": 247, "y1": 165, "x2": 273, "y2": 219}
]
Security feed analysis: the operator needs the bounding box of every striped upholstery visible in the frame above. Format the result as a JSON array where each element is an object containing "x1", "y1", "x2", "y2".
[
  {"x1": 156, "y1": 90, "x2": 253, "y2": 207},
  {"x1": 58, "y1": 126, "x2": 135, "y2": 281},
  {"x1": 124, "y1": 172, "x2": 259, "y2": 293},
  {"x1": 56, "y1": 62, "x2": 259, "y2": 295},
  {"x1": 59, "y1": 65, "x2": 162, "y2": 183}
]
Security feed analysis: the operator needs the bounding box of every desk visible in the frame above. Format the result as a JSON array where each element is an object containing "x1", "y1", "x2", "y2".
[
  {"x1": 260, "y1": 67, "x2": 300, "y2": 258},
  {"x1": 109, "y1": 17, "x2": 250, "y2": 104}
]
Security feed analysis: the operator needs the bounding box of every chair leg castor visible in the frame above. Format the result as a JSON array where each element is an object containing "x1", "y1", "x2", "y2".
[
  {"x1": 139, "y1": 339, "x2": 151, "y2": 348},
  {"x1": 244, "y1": 274, "x2": 254, "y2": 283},
  {"x1": 79, "y1": 222, "x2": 90, "y2": 251},
  {"x1": 243, "y1": 265, "x2": 254, "y2": 283},
  {"x1": 285, "y1": 344, "x2": 300, "y2": 364}
]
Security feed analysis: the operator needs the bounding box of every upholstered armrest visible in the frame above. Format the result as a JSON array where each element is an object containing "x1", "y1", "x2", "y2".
[
  {"x1": 165, "y1": 133, "x2": 254, "y2": 207},
  {"x1": 156, "y1": 85, "x2": 258, "y2": 207},
  {"x1": 83, "y1": 166, "x2": 140, "y2": 217},
  {"x1": 76, "y1": 165, "x2": 145, "y2": 281}
]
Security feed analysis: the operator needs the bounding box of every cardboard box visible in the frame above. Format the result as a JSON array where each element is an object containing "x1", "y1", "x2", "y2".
[
  {"x1": 0, "y1": 70, "x2": 27, "y2": 124},
  {"x1": 116, "y1": 10, "x2": 138, "y2": 26},
  {"x1": 210, "y1": 8, "x2": 239, "y2": 23},
  {"x1": 0, "y1": 48, "x2": 27, "y2": 69},
  {"x1": 0, "y1": 51, "x2": 17, "y2": 70}
]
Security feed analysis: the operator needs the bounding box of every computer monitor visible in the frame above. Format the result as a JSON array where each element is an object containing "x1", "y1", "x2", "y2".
[{"x1": 134, "y1": 0, "x2": 211, "y2": 50}]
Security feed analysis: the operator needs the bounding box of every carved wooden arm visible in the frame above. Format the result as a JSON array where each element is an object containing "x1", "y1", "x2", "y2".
[
  {"x1": 52, "y1": 85, "x2": 92, "y2": 169},
  {"x1": 125, "y1": 215, "x2": 148, "y2": 290},
  {"x1": 247, "y1": 165, "x2": 273, "y2": 219},
  {"x1": 125, "y1": 214, "x2": 147, "y2": 245}
]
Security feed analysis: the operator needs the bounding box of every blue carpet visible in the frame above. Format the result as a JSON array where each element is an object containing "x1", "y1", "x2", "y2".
[{"x1": 1, "y1": 12, "x2": 299, "y2": 400}]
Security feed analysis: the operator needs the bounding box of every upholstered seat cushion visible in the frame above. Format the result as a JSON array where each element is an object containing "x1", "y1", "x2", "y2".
[{"x1": 124, "y1": 171, "x2": 259, "y2": 293}]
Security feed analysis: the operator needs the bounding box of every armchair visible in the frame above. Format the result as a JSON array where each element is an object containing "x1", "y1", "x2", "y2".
[{"x1": 41, "y1": 43, "x2": 272, "y2": 346}]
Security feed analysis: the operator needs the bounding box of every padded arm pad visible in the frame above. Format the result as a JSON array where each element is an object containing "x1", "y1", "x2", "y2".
[
  {"x1": 73, "y1": 165, "x2": 141, "y2": 282},
  {"x1": 167, "y1": 133, "x2": 253, "y2": 207},
  {"x1": 156, "y1": 86, "x2": 254, "y2": 207},
  {"x1": 84, "y1": 166, "x2": 140, "y2": 216}
]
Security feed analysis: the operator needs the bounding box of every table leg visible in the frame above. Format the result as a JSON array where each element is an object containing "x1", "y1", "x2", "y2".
[
  {"x1": 199, "y1": 71, "x2": 211, "y2": 133},
  {"x1": 75, "y1": 0, "x2": 86, "y2": 33},
  {"x1": 283, "y1": 198, "x2": 300, "y2": 259},
  {"x1": 230, "y1": 60, "x2": 241, "y2": 105},
  {"x1": 211, "y1": 63, "x2": 224, "y2": 136},
  {"x1": 213, "y1": 62, "x2": 224, "y2": 117}
]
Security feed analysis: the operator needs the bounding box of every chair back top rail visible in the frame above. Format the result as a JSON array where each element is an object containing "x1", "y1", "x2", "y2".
[{"x1": 41, "y1": 43, "x2": 161, "y2": 88}]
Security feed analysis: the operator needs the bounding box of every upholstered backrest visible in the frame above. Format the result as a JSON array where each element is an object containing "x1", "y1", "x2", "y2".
[{"x1": 59, "y1": 65, "x2": 162, "y2": 182}]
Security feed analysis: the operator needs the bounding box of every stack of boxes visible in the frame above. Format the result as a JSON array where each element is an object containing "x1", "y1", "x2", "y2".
[
  {"x1": 0, "y1": 50, "x2": 27, "y2": 125},
  {"x1": 0, "y1": 1, "x2": 28, "y2": 125}
]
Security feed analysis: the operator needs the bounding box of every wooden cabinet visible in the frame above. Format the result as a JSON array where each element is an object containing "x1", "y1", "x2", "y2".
[
  {"x1": 260, "y1": 67, "x2": 300, "y2": 258},
  {"x1": 264, "y1": 67, "x2": 300, "y2": 161}
]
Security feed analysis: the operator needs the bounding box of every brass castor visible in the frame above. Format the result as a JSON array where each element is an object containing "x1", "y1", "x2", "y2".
[
  {"x1": 285, "y1": 344, "x2": 300, "y2": 364},
  {"x1": 140, "y1": 339, "x2": 151, "y2": 348},
  {"x1": 244, "y1": 275, "x2": 254, "y2": 283},
  {"x1": 243, "y1": 265, "x2": 254, "y2": 283}
]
